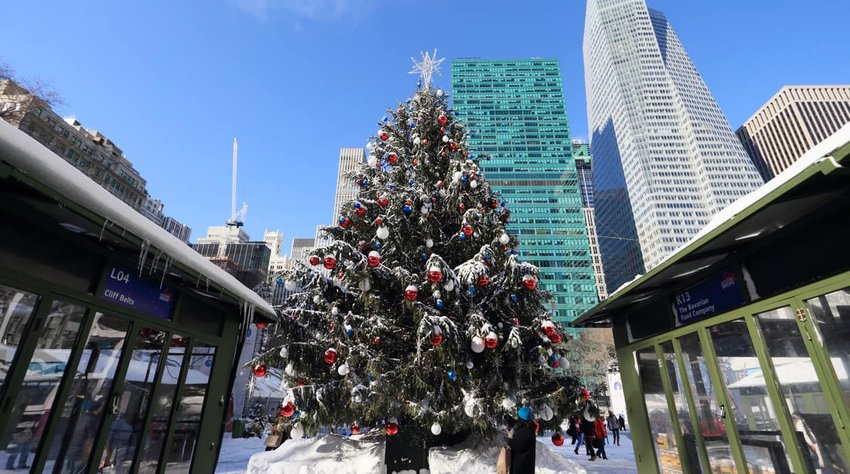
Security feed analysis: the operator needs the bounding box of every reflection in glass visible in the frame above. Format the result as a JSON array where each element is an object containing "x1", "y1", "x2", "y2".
[
  {"x1": 679, "y1": 332, "x2": 735, "y2": 473},
  {"x1": 808, "y1": 288, "x2": 850, "y2": 403},
  {"x1": 710, "y1": 318, "x2": 791, "y2": 473},
  {"x1": 0, "y1": 284, "x2": 40, "y2": 392},
  {"x1": 163, "y1": 341, "x2": 215, "y2": 473},
  {"x1": 42, "y1": 312, "x2": 129, "y2": 472},
  {"x1": 100, "y1": 327, "x2": 166, "y2": 473},
  {"x1": 757, "y1": 306, "x2": 849, "y2": 473},
  {"x1": 636, "y1": 347, "x2": 682, "y2": 473},
  {"x1": 0, "y1": 300, "x2": 85, "y2": 472},
  {"x1": 662, "y1": 342, "x2": 706, "y2": 473},
  {"x1": 138, "y1": 334, "x2": 188, "y2": 474}
]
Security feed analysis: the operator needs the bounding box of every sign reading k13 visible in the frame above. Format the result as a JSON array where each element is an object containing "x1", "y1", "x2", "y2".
[
  {"x1": 100, "y1": 264, "x2": 176, "y2": 319},
  {"x1": 674, "y1": 269, "x2": 744, "y2": 325}
]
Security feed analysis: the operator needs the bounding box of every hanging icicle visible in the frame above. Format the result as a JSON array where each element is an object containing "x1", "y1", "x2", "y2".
[
  {"x1": 137, "y1": 239, "x2": 151, "y2": 276},
  {"x1": 159, "y1": 256, "x2": 173, "y2": 289},
  {"x1": 99, "y1": 218, "x2": 114, "y2": 242}
]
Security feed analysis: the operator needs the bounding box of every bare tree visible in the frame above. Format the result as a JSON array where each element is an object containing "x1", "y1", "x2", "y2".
[
  {"x1": 0, "y1": 59, "x2": 64, "y2": 119},
  {"x1": 565, "y1": 328, "x2": 616, "y2": 392}
]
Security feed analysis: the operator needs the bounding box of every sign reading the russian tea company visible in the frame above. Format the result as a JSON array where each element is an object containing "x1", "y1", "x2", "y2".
[
  {"x1": 674, "y1": 269, "x2": 743, "y2": 325},
  {"x1": 100, "y1": 264, "x2": 176, "y2": 319}
]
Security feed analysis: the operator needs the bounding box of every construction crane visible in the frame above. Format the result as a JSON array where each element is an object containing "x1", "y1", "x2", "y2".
[{"x1": 226, "y1": 137, "x2": 248, "y2": 228}]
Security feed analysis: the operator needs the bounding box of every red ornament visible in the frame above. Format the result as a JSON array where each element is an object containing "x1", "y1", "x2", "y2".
[
  {"x1": 432, "y1": 333, "x2": 443, "y2": 346},
  {"x1": 438, "y1": 115, "x2": 448, "y2": 125},
  {"x1": 436, "y1": 180, "x2": 444, "y2": 188},
  {"x1": 552, "y1": 433, "x2": 564, "y2": 447},
  {"x1": 404, "y1": 285, "x2": 418, "y2": 302},
  {"x1": 367, "y1": 251, "x2": 381, "y2": 268},
  {"x1": 581, "y1": 387, "x2": 590, "y2": 401},
  {"x1": 309, "y1": 255, "x2": 321, "y2": 266},
  {"x1": 339, "y1": 217, "x2": 350, "y2": 229},
  {"x1": 351, "y1": 424, "x2": 361, "y2": 435},
  {"x1": 387, "y1": 153, "x2": 398, "y2": 164},
  {"x1": 324, "y1": 348, "x2": 338, "y2": 365},
  {"x1": 386, "y1": 422, "x2": 399, "y2": 436},
  {"x1": 372, "y1": 336, "x2": 381, "y2": 346},
  {"x1": 379, "y1": 131, "x2": 389, "y2": 141},
  {"x1": 491, "y1": 200, "x2": 499, "y2": 209},
  {"x1": 329, "y1": 321, "x2": 336, "y2": 330},
  {"x1": 485, "y1": 336, "x2": 498, "y2": 350},
  {"x1": 459, "y1": 203, "x2": 465, "y2": 211},
  {"x1": 422, "y1": 139, "x2": 429, "y2": 145},
  {"x1": 256, "y1": 322, "x2": 268, "y2": 330},
  {"x1": 377, "y1": 196, "x2": 389, "y2": 207},
  {"x1": 355, "y1": 207, "x2": 367, "y2": 217},
  {"x1": 542, "y1": 323, "x2": 556, "y2": 337},
  {"x1": 253, "y1": 364, "x2": 267, "y2": 377},
  {"x1": 462, "y1": 225, "x2": 474, "y2": 237},
  {"x1": 550, "y1": 359, "x2": 560, "y2": 369},
  {"x1": 412, "y1": 159, "x2": 419, "y2": 166},
  {"x1": 449, "y1": 142, "x2": 459, "y2": 151},
  {"x1": 549, "y1": 333, "x2": 562, "y2": 344},
  {"x1": 324, "y1": 256, "x2": 337, "y2": 269},
  {"x1": 440, "y1": 151, "x2": 447, "y2": 158},
  {"x1": 522, "y1": 275, "x2": 538, "y2": 290},
  {"x1": 478, "y1": 276, "x2": 490, "y2": 286},
  {"x1": 533, "y1": 420, "x2": 540, "y2": 434},
  {"x1": 281, "y1": 401, "x2": 295, "y2": 417},
  {"x1": 428, "y1": 268, "x2": 443, "y2": 283},
  {"x1": 375, "y1": 217, "x2": 383, "y2": 226}
]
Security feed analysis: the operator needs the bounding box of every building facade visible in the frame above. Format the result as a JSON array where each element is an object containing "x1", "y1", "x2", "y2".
[
  {"x1": 193, "y1": 226, "x2": 271, "y2": 289},
  {"x1": 290, "y1": 237, "x2": 316, "y2": 265},
  {"x1": 573, "y1": 141, "x2": 608, "y2": 300},
  {"x1": 583, "y1": 0, "x2": 764, "y2": 290},
  {"x1": 332, "y1": 147, "x2": 366, "y2": 222},
  {"x1": 737, "y1": 85, "x2": 850, "y2": 180},
  {"x1": 452, "y1": 59, "x2": 598, "y2": 326}
]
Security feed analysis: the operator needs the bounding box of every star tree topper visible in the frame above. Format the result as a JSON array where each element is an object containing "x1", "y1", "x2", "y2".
[{"x1": 409, "y1": 49, "x2": 445, "y2": 90}]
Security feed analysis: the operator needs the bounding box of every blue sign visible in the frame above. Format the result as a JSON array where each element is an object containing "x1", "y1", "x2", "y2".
[
  {"x1": 100, "y1": 264, "x2": 176, "y2": 319},
  {"x1": 674, "y1": 269, "x2": 743, "y2": 325}
]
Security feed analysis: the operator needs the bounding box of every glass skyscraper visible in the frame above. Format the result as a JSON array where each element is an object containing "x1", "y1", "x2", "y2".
[
  {"x1": 584, "y1": 0, "x2": 764, "y2": 290},
  {"x1": 451, "y1": 59, "x2": 597, "y2": 326}
]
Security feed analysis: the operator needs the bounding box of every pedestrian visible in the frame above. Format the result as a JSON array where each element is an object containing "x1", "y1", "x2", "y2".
[
  {"x1": 594, "y1": 416, "x2": 608, "y2": 460},
  {"x1": 619, "y1": 414, "x2": 626, "y2": 431},
  {"x1": 566, "y1": 415, "x2": 577, "y2": 445},
  {"x1": 580, "y1": 415, "x2": 597, "y2": 460},
  {"x1": 264, "y1": 409, "x2": 289, "y2": 451},
  {"x1": 508, "y1": 406, "x2": 536, "y2": 474},
  {"x1": 607, "y1": 412, "x2": 621, "y2": 446},
  {"x1": 572, "y1": 415, "x2": 585, "y2": 455}
]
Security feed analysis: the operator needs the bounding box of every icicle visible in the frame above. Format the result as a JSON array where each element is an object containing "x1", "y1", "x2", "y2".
[
  {"x1": 195, "y1": 274, "x2": 201, "y2": 288},
  {"x1": 159, "y1": 256, "x2": 173, "y2": 289},
  {"x1": 137, "y1": 239, "x2": 151, "y2": 276},
  {"x1": 206, "y1": 277, "x2": 210, "y2": 291},
  {"x1": 150, "y1": 249, "x2": 162, "y2": 275},
  {"x1": 99, "y1": 218, "x2": 114, "y2": 241}
]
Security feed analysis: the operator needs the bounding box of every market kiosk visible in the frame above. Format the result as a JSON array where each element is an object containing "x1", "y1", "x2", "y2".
[
  {"x1": 0, "y1": 121, "x2": 275, "y2": 473},
  {"x1": 574, "y1": 124, "x2": 850, "y2": 474}
]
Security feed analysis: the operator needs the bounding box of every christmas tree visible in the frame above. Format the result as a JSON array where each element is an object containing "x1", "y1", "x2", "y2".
[{"x1": 255, "y1": 52, "x2": 579, "y2": 440}]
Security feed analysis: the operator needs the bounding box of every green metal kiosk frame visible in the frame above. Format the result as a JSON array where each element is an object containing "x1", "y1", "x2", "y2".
[{"x1": 574, "y1": 126, "x2": 850, "y2": 474}]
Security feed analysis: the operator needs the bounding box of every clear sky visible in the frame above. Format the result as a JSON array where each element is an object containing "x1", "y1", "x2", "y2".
[{"x1": 2, "y1": 0, "x2": 848, "y2": 254}]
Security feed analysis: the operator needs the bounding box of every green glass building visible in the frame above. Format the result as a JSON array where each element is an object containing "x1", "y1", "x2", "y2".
[{"x1": 451, "y1": 59, "x2": 597, "y2": 327}]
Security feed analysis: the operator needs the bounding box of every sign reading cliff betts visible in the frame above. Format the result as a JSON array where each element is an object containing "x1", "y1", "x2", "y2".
[
  {"x1": 100, "y1": 264, "x2": 176, "y2": 319},
  {"x1": 674, "y1": 269, "x2": 743, "y2": 325}
]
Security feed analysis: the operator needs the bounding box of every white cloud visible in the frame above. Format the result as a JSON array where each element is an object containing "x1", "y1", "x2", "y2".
[{"x1": 232, "y1": 0, "x2": 377, "y2": 23}]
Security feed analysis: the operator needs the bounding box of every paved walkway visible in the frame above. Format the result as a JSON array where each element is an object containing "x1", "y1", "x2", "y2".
[{"x1": 541, "y1": 431, "x2": 638, "y2": 474}]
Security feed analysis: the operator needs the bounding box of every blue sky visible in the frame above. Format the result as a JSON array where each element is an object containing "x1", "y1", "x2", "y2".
[{"x1": 2, "y1": 0, "x2": 848, "y2": 254}]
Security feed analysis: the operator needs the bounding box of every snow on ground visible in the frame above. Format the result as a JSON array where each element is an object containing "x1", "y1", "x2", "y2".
[
  {"x1": 542, "y1": 431, "x2": 637, "y2": 474},
  {"x1": 216, "y1": 431, "x2": 637, "y2": 474}
]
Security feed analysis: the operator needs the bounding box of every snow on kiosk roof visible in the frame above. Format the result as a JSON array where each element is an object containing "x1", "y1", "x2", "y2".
[
  {"x1": 573, "y1": 122, "x2": 850, "y2": 328},
  {"x1": 0, "y1": 120, "x2": 275, "y2": 320}
]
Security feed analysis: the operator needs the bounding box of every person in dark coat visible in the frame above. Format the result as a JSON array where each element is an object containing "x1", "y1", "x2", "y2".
[
  {"x1": 580, "y1": 416, "x2": 597, "y2": 460},
  {"x1": 509, "y1": 406, "x2": 536, "y2": 474}
]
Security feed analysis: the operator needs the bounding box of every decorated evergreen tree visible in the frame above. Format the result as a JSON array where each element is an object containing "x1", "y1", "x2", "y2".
[{"x1": 255, "y1": 52, "x2": 579, "y2": 440}]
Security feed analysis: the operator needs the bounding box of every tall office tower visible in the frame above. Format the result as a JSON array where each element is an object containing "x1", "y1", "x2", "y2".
[
  {"x1": 193, "y1": 226, "x2": 271, "y2": 288},
  {"x1": 452, "y1": 59, "x2": 598, "y2": 326},
  {"x1": 737, "y1": 85, "x2": 850, "y2": 180},
  {"x1": 290, "y1": 237, "x2": 316, "y2": 265},
  {"x1": 584, "y1": 0, "x2": 764, "y2": 289},
  {"x1": 573, "y1": 141, "x2": 608, "y2": 300},
  {"x1": 332, "y1": 147, "x2": 366, "y2": 222}
]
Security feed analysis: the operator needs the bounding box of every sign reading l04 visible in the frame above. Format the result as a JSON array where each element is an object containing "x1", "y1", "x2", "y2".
[{"x1": 100, "y1": 264, "x2": 176, "y2": 319}]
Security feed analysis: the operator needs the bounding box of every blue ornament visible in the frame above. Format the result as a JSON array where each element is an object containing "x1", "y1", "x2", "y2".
[
  {"x1": 518, "y1": 406, "x2": 532, "y2": 421},
  {"x1": 458, "y1": 232, "x2": 466, "y2": 240},
  {"x1": 469, "y1": 154, "x2": 477, "y2": 159},
  {"x1": 448, "y1": 370, "x2": 457, "y2": 380},
  {"x1": 436, "y1": 299, "x2": 444, "y2": 309},
  {"x1": 276, "y1": 277, "x2": 284, "y2": 286},
  {"x1": 461, "y1": 176, "x2": 469, "y2": 183},
  {"x1": 405, "y1": 98, "x2": 411, "y2": 104},
  {"x1": 375, "y1": 242, "x2": 382, "y2": 250},
  {"x1": 292, "y1": 411, "x2": 300, "y2": 420},
  {"x1": 483, "y1": 254, "x2": 492, "y2": 261},
  {"x1": 510, "y1": 294, "x2": 518, "y2": 302},
  {"x1": 486, "y1": 156, "x2": 491, "y2": 161},
  {"x1": 346, "y1": 328, "x2": 354, "y2": 337},
  {"x1": 403, "y1": 205, "x2": 413, "y2": 214},
  {"x1": 339, "y1": 216, "x2": 347, "y2": 224},
  {"x1": 549, "y1": 354, "x2": 559, "y2": 362},
  {"x1": 410, "y1": 123, "x2": 416, "y2": 129},
  {"x1": 420, "y1": 253, "x2": 428, "y2": 261},
  {"x1": 387, "y1": 184, "x2": 395, "y2": 190},
  {"x1": 354, "y1": 202, "x2": 362, "y2": 209},
  {"x1": 382, "y1": 116, "x2": 389, "y2": 123},
  {"x1": 500, "y1": 201, "x2": 507, "y2": 207},
  {"x1": 408, "y1": 179, "x2": 415, "y2": 185},
  {"x1": 363, "y1": 179, "x2": 369, "y2": 185},
  {"x1": 468, "y1": 286, "x2": 476, "y2": 294}
]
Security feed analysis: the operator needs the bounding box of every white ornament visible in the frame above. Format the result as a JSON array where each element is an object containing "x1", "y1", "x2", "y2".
[
  {"x1": 436, "y1": 88, "x2": 444, "y2": 97},
  {"x1": 444, "y1": 280, "x2": 455, "y2": 292},
  {"x1": 376, "y1": 226, "x2": 389, "y2": 240},
  {"x1": 425, "y1": 239, "x2": 434, "y2": 248},
  {"x1": 421, "y1": 206, "x2": 429, "y2": 214},
  {"x1": 291, "y1": 422, "x2": 305, "y2": 439},
  {"x1": 331, "y1": 306, "x2": 339, "y2": 315},
  {"x1": 366, "y1": 142, "x2": 374, "y2": 151},
  {"x1": 471, "y1": 337, "x2": 485, "y2": 353},
  {"x1": 280, "y1": 346, "x2": 289, "y2": 358},
  {"x1": 439, "y1": 189, "x2": 447, "y2": 198},
  {"x1": 338, "y1": 364, "x2": 350, "y2": 376},
  {"x1": 466, "y1": 361, "x2": 474, "y2": 369},
  {"x1": 452, "y1": 171, "x2": 462, "y2": 183},
  {"x1": 464, "y1": 399, "x2": 479, "y2": 418},
  {"x1": 431, "y1": 422, "x2": 442, "y2": 435},
  {"x1": 540, "y1": 404, "x2": 554, "y2": 421},
  {"x1": 432, "y1": 290, "x2": 441, "y2": 299},
  {"x1": 313, "y1": 295, "x2": 322, "y2": 304},
  {"x1": 499, "y1": 233, "x2": 510, "y2": 245},
  {"x1": 470, "y1": 180, "x2": 478, "y2": 189},
  {"x1": 367, "y1": 156, "x2": 378, "y2": 168},
  {"x1": 501, "y1": 397, "x2": 516, "y2": 410},
  {"x1": 284, "y1": 280, "x2": 297, "y2": 292},
  {"x1": 414, "y1": 137, "x2": 421, "y2": 145},
  {"x1": 285, "y1": 362, "x2": 295, "y2": 376},
  {"x1": 359, "y1": 278, "x2": 371, "y2": 291},
  {"x1": 559, "y1": 357, "x2": 570, "y2": 370},
  {"x1": 442, "y1": 135, "x2": 449, "y2": 143}
]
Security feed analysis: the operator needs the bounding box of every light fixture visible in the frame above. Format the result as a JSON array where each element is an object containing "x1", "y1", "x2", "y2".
[
  {"x1": 671, "y1": 264, "x2": 712, "y2": 279},
  {"x1": 59, "y1": 222, "x2": 87, "y2": 233}
]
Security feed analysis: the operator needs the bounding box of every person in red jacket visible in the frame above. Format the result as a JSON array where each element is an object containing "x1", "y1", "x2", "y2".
[{"x1": 594, "y1": 417, "x2": 608, "y2": 460}]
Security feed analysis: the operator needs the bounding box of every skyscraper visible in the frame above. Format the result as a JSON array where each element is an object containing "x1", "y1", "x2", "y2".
[
  {"x1": 573, "y1": 141, "x2": 608, "y2": 301},
  {"x1": 332, "y1": 147, "x2": 366, "y2": 222},
  {"x1": 737, "y1": 85, "x2": 850, "y2": 180},
  {"x1": 584, "y1": 0, "x2": 764, "y2": 289},
  {"x1": 452, "y1": 59, "x2": 598, "y2": 326}
]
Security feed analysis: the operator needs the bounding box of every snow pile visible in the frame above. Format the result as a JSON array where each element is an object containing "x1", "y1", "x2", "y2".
[
  {"x1": 246, "y1": 435, "x2": 384, "y2": 474},
  {"x1": 429, "y1": 438, "x2": 585, "y2": 474}
]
